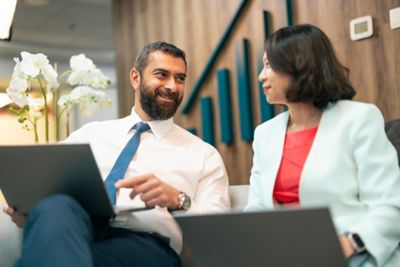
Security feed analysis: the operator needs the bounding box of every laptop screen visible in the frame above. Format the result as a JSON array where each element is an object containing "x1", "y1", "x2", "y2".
[{"x1": 175, "y1": 208, "x2": 347, "y2": 267}]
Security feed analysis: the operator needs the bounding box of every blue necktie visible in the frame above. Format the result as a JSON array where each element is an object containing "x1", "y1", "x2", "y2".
[{"x1": 104, "y1": 122, "x2": 150, "y2": 204}]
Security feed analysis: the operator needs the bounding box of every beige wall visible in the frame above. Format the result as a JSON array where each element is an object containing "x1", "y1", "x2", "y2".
[{"x1": 0, "y1": 111, "x2": 57, "y2": 145}]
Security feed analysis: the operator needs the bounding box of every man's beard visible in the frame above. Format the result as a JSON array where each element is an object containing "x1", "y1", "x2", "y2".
[{"x1": 139, "y1": 82, "x2": 183, "y2": 120}]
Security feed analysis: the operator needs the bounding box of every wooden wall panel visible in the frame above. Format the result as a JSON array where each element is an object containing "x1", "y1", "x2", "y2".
[
  {"x1": 292, "y1": 0, "x2": 400, "y2": 120},
  {"x1": 112, "y1": 0, "x2": 286, "y2": 185},
  {"x1": 113, "y1": 0, "x2": 400, "y2": 185}
]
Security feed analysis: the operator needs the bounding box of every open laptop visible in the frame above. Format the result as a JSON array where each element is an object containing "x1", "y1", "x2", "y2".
[
  {"x1": 0, "y1": 144, "x2": 117, "y2": 217},
  {"x1": 175, "y1": 208, "x2": 347, "y2": 267}
]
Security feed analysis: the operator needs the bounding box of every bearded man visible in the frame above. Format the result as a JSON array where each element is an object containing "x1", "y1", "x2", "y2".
[{"x1": 4, "y1": 42, "x2": 230, "y2": 267}]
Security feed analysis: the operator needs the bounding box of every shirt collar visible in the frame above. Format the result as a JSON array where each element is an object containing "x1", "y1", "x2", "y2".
[{"x1": 127, "y1": 107, "x2": 174, "y2": 140}]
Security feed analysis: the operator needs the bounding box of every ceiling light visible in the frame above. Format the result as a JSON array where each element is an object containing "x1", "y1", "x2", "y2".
[{"x1": 0, "y1": 0, "x2": 17, "y2": 40}]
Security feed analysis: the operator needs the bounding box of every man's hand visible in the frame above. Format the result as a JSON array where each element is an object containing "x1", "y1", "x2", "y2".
[
  {"x1": 3, "y1": 205, "x2": 27, "y2": 228},
  {"x1": 115, "y1": 173, "x2": 180, "y2": 210}
]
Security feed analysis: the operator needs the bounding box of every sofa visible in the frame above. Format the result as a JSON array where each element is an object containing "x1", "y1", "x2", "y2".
[
  {"x1": 0, "y1": 193, "x2": 23, "y2": 267},
  {"x1": 0, "y1": 185, "x2": 249, "y2": 267}
]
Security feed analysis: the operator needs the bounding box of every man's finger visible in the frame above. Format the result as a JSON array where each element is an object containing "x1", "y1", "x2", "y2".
[
  {"x1": 115, "y1": 173, "x2": 152, "y2": 189},
  {"x1": 140, "y1": 188, "x2": 162, "y2": 202},
  {"x1": 132, "y1": 178, "x2": 160, "y2": 194},
  {"x1": 146, "y1": 196, "x2": 165, "y2": 208},
  {"x1": 129, "y1": 189, "x2": 138, "y2": 199},
  {"x1": 3, "y1": 205, "x2": 15, "y2": 215}
]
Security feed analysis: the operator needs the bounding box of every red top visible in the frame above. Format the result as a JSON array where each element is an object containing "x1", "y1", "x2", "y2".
[{"x1": 273, "y1": 127, "x2": 318, "y2": 205}]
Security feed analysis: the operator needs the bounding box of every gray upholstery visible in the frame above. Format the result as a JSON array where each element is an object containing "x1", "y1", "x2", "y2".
[
  {"x1": 385, "y1": 119, "x2": 400, "y2": 166},
  {"x1": 0, "y1": 204, "x2": 22, "y2": 267},
  {"x1": 229, "y1": 185, "x2": 249, "y2": 211},
  {"x1": 0, "y1": 185, "x2": 249, "y2": 267}
]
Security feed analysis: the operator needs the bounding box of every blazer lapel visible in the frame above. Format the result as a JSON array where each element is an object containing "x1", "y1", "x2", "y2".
[
  {"x1": 299, "y1": 103, "x2": 334, "y2": 204},
  {"x1": 261, "y1": 112, "x2": 289, "y2": 206}
]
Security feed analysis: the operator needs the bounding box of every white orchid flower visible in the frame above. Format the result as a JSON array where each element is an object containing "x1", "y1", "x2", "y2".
[
  {"x1": 58, "y1": 86, "x2": 94, "y2": 107},
  {"x1": 86, "y1": 68, "x2": 110, "y2": 88},
  {"x1": 28, "y1": 97, "x2": 44, "y2": 111},
  {"x1": 6, "y1": 77, "x2": 29, "y2": 107},
  {"x1": 79, "y1": 100, "x2": 98, "y2": 116},
  {"x1": 57, "y1": 94, "x2": 71, "y2": 107},
  {"x1": 58, "y1": 85, "x2": 111, "y2": 116},
  {"x1": 67, "y1": 68, "x2": 109, "y2": 87},
  {"x1": 30, "y1": 109, "x2": 42, "y2": 120},
  {"x1": 69, "y1": 85, "x2": 89, "y2": 102},
  {"x1": 67, "y1": 68, "x2": 109, "y2": 88},
  {"x1": 70, "y1": 54, "x2": 95, "y2": 71},
  {"x1": 79, "y1": 89, "x2": 110, "y2": 116},
  {"x1": 6, "y1": 91, "x2": 28, "y2": 108},
  {"x1": 66, "y1": 69, "x2": 86, "y2": 86},
  {"x1": 41, "y1": 64, "x2": 59, "y2": 90},
  {"x1": 7, "y1": 51, "x2": 111, "y2": 143},
  {"x1": 11, "y1": 57, "x2": 27, "y2": 80},
  {"x1": 7, "y1": 77, "x2": 28, "y2": 93},
  {"x1": 6, "y1": 89, "x2": 28, "y2": 108},
  {"x1": 20, "y1": 51, "x2": 49, "y2": 77},
  {"x1": 67, "y1": 54, "x2": 109, "y2": 88}
]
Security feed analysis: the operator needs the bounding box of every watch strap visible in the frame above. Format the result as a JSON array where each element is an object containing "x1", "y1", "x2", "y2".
[{"x1": 345, "y1": 232, "x2": 366, "y2": 255}]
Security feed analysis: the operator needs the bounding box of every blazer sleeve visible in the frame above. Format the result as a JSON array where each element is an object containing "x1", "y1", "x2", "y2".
[
  {"x1": 349, "y1": 104, "x2": 400, "y2": 266},
  {"x1": 245, "y1": 126, "x2": 267, "y2": 211}
]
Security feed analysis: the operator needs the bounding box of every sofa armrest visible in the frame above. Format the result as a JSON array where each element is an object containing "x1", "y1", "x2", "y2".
[
  {"x1": 0, "y1": 203, "x2": 22, "y2": 267},
  {"x1": 229, "y1": 185, "x2": 249, "y2": 211}
]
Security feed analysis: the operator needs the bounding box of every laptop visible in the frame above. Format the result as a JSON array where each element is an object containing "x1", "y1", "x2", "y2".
[
  {"x1": 175, "y1": 208, "x2": 347, "y2": 267},
  {"x1": 0, "y1": 144, "x2": 115, "y2": 217}
]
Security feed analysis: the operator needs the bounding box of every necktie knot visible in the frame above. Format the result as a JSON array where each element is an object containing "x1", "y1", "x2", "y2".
[{"x1": 135, "y1": 122, "x2": 150, "y2": 134}]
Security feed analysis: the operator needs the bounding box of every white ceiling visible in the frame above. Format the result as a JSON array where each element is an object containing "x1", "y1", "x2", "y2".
[{"x1": 0, "y1": 0, "x2": 115, "y2": 66}]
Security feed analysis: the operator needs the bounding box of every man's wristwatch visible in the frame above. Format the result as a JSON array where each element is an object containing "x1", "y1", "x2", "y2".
[
  {"x1": 178, "y1": 192, "x2": 191, "y2": 210},
  {"x1": 345, "y1": 232, "x2": 366, "y2": 255}
]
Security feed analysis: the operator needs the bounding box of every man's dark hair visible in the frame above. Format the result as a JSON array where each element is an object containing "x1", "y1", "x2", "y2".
[
  {"x1": 134, "y1": 41, "x2": 187, "y2": 75},
  {"x1": 265, "y1": 24, "x2": 355, "y2": 109}
]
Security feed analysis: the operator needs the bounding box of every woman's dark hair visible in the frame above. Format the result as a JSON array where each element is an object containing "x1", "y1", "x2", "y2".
[{"x1": 265, "y1": 24, "x2": 355, "y2": 109}]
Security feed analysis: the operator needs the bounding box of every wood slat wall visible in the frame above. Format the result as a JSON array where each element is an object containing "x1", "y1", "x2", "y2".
[
  {"x1": 292, "y1": 0, "x2": 400, "y2": 120},
  {"x1": 113, "y1": 0, "x2": 400, "y2": 185}
]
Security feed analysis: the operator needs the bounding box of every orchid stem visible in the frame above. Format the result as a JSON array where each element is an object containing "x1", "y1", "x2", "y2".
[
  {"x1": 38, "y1": 78, "x2": 49, "y2": 143},
  {"x1": 54, "y1": 90, "x2": 60, "y2": 141},
  {"x1": 33, "y1": 121, "x2": 38, "y2": 143},
  {"x1": 66, "y1": 108, "x2": 71, "y2": 136},
  {"x1": 28, "y1": 116, "x2": 39, "y2": 143}
]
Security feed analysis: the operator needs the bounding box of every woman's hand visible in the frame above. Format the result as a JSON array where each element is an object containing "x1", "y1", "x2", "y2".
[
  {"x1": 339, "y1": 235, "x2": 355, "y2": 258},
  {"x1": 3, "y1": 205, "x2": 27, "y2": 228}
]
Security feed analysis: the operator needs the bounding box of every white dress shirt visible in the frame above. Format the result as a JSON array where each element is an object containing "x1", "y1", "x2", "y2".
[{"x1": 64, "y1": 108, "x2": 230, "y2": 253}]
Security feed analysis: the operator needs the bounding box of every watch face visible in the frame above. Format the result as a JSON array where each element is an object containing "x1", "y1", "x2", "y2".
[
  {"x1": 182, "y1": 194, "x2": 191, "y2": 210},
  {"x1": 179, "y1": 192, "x2": 191, "y2": 210}
]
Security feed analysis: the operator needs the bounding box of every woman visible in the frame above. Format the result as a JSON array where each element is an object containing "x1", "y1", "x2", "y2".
[{"x1": 245, "y1": 24, "x2": 400, "y2": 267}]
